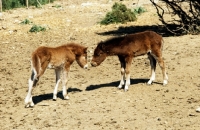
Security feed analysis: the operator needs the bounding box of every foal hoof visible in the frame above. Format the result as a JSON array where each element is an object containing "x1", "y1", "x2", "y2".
[
  {"x1": 196, "y1": 107, "x2": 200, "y2": 112},
  {"x1": 147, "y1": 83, "x2": 152, "y2": 85},
  {"x1": 117, "y1": 87, "x2": 122, "y2": 90},
  {"x1": 53, "y1": 95, "x2": 57, "y2": 101},
  {"x1": 147, "y1": 80, "x2": 153, "y2": 85},
  {"x1": 124, "y1": 85, "x2": 129, "y2": 92},
  {"x1": 64, "y1": 96, "x2": 69, "y2": 100},
  {"x1": 117, "y1": 85, "x2": 123, "y2": 89},
  {"x1": 124, "y1": 89, "x2": 128, "y2": 92},
  {"x1": 25, "y1": 104, "x2": 30, "y2": 108},
  {"x1": 25, "y1": 102, "x2": 34, "y2": 108},
  {"x1": 163, "y1": 80, "x2": 168, "y2": 86}
]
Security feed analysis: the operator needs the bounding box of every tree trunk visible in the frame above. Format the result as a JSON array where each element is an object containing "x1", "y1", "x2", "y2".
[
  {"x1": 37, "y1": 0, "x2": 43, "y2": 8},
  {"x1": 0, "y1": 0, "x2": 2, "y2": 12},
  {"x1": 26, "y1": 0, "x2": 29, "y2": 8}
]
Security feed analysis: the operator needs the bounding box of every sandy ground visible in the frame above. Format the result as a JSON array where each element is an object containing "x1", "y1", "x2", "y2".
[{"x1": 0, "y1": 0, "x2": 200, "y2": 129}]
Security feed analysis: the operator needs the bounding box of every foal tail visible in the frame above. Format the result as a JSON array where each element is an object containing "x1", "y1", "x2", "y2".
[
  {"x1": 30, "y1": 54, "x2": 40, "y2": 82},
  {"x1": 31, "y1": 50, "x2": 50, "y2": 82},
  {"x1": 161, "y1": 38, "x2": 164, "y2": 53}
]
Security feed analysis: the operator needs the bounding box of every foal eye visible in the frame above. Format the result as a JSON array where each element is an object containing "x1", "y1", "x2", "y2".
[{"x1": 97, "y1": 53, "x2": 102, "y2": 56}]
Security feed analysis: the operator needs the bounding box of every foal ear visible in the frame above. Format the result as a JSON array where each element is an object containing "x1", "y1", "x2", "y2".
[
  {"x1": 84, "y1": 47, "x2": 88, "y2": 53},
  {"x1": 100, "y1": 44, "x2": 106, "y2": 51}
]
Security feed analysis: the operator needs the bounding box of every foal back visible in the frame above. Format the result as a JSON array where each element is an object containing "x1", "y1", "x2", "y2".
[{"x1": 122, "y1": 31, "x2": 163, "y2": 57}]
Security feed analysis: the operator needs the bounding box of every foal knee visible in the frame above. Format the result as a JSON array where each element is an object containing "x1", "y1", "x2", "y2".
[{"x1": 125, "y1": 70, "x2": 130, "y2": 75}]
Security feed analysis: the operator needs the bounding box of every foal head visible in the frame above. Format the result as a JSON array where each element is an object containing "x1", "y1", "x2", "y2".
[
  {"x1": 75, "y1": 46, "x2": 88, "y2": 69},
  {"x1": 91, "y1": 42, "x2": 107, "y2": 67}
]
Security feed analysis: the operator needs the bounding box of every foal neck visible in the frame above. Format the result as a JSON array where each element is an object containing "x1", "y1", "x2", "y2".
[{"x1": 67, "y1": 43, "x2": 83, "y2": 55}]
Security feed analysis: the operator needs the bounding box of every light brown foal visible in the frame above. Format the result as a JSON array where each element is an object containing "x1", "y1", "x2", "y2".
[{"x1": 25, "y1": 43, "x2": 88, "y2": 108}]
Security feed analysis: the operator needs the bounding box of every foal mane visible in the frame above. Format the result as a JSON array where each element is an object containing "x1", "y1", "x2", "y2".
[
  {"x1": 97, "y1": 36, "x2": 125, "y2": 52},
  {"x1": 99, "y1": 36, "x2": 125, "y2": 45},
  {"x1": 62, "y1": 43, "x2": 87, "y2": 55},
  {"x1": 63, "y1": 43, "x2": 85, "y2": 49}
]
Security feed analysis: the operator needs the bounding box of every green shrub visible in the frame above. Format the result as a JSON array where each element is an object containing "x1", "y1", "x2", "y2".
[
  {"x1": 52, "y1": 4, "x2": 62, "y2": 8},
  {"x1": 2, "y1": 0, "x2": 24, "y2": 10},
  {"x1": 2, "y1": 0, "x2": 55, "y2": 11},
  {"x1": 100, "y1": 3, "x2": 137, "y2": 25},
  {"x1": 133, "y1": 6, "x2": 146, "y2": 15},
  {"x1": 28, "y1": 0, "x2": 54, "y2": 8},
  {"x1": 29, "y1": 25, "x2": 46, "y2": 33},
  {"x1": 21, "y1": 19, "x2": 32, "y2": 24}
]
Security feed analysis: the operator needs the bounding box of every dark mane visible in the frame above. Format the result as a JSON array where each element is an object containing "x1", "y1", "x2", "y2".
[{"x1": 98, "y1": 36, "x2": 125, "y2": 46}]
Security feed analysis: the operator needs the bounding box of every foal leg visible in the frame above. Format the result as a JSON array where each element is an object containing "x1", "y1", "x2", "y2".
[
  {"x1": 118, "y1": 56, "x2": 125, "y2": 89},
  {"x1": 25, "y1": 70, "x2": 38, "y2": 108},
  {"x1": 147, "y1": 54, "x2": 157, "y2": 85},
  {"x1": 53, "y1": 68, "x2": 61, "y2": 100},
  {"x1": 62, "y1": 65, "x2": 70, "y2": 100},
  {"x1": 25, "y1": 60, "x2": 48, "y2": 107},
  {"x1": 153, "y1": 53, "x2": 168, "y2": 85},
  {"x1": 158, "y1": 57, "x2": 168, "y2": 85},
  {"x1": 124, "y1": 56, "x2": 133, "y2": 91}
]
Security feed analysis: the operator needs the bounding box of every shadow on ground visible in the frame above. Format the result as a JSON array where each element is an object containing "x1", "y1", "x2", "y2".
[
  {"x1": 32, "y1": 88, "x2": 82, "y2": 105},
  {"x1": 97, "y1": 25, "x2": 183, "y2": 37},
  {"x1": 85, "y1": 78, "x2": 162, "y2": 91}
]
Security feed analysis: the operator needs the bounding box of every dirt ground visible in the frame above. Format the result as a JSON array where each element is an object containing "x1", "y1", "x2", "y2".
[{"x1": 0, "y1": 0, "x2": 200, "y2": 129}]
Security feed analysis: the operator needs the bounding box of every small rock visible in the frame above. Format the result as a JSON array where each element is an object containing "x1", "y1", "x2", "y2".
[
  {"x1": 0, "y1": 88, "x2": 4, "y2": 92},
  {"x1": 189, "y1": 113, "x2": 196, "y2": 116},
  {"x1": 29, "y1": 15, "x2": 33, "y2": 19},
  {"x1": 164, "y1": 89, "x2": 169, "y2": 93},
  {"x1": 94, "y1": 122, "x2": 101, "y2": 125},
  {"x1": 89, "y1": 50, "x2": 93, "y2": 53},
  {"x1": 2, "y1": 26, "x2": 6, "y2": 30},
  {"x1": 14, "y1": 19, "x2": 21, "y2": 24},
  {"x1": 157, "y1": 117, "x2": 161, "y2": 121},
  {"x1": 9, "y1": 30, "x2": 13, "y2": 34}
]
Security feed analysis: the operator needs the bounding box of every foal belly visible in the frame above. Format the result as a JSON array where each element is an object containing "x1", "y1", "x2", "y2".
[
  {"x1": 48, "y1": 62, "x2": 65, "y2": 69},
  {"x1": 48, "y1": 63, "x2": 55, "y2": 69}
]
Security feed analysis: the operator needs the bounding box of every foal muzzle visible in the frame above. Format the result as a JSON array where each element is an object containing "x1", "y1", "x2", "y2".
[
  {"x1": 83, "y1": 64, "x2": 88, "y2": 69},
  {"x1": 91, "y1": 61, "x2": 97, "y2": 67}
]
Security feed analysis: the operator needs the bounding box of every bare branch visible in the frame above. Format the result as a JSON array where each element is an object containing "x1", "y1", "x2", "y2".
[{"x1": 150, "y1": 0, "x2": 200, "y2": 34}]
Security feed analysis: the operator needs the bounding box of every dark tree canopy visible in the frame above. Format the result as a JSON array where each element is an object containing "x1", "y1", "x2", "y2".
[{"x1": 150, "y1": 0, "x2": 200, "y2": 35}]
